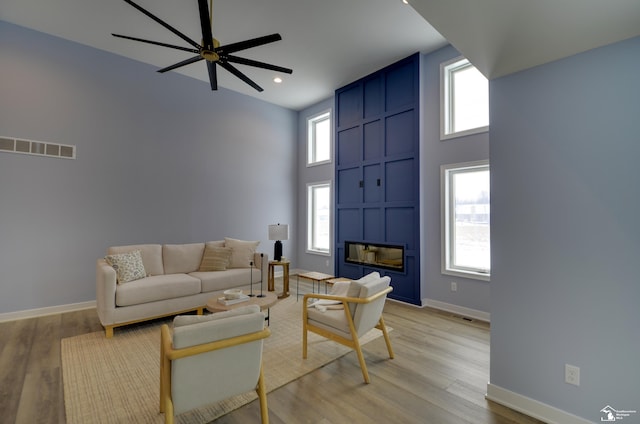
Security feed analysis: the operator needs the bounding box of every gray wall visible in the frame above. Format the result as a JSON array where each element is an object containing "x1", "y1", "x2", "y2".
[
  {"x1": 420, "y1": 46, "x2": 490, "y2": 313},
  {"x1": 296, "y1": 97, "x2": 334, "y2": 274},
  {"x1": 490, "y1": 36, "x2": 640, "y2": 421},
  {"x1": 0, "y1": 22, "x2": 297, "y2": 314}
]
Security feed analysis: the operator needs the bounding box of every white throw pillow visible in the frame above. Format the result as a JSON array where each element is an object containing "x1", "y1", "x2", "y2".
[{"x1": 224, "y1": 237, "x2": 260, "y2": 268}]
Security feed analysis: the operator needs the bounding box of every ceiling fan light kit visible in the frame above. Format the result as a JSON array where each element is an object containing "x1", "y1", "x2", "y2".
[{"x1": 112, "y1": 0, "x2": 293, "y2": 92}]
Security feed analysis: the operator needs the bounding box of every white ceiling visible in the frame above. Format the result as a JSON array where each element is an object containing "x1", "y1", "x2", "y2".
[
  {"x1": 410, "y1": 0, "x2": 640, "y2": 79},
  {"x1": 0, "y1": 0, "x2": 446, "y2": 111},
  {"x1": 2, "y1": 0, "x2": 640, "y2": 110}
]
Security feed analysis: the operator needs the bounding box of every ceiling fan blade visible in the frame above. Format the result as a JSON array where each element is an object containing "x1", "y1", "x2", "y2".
[
  {"x1": 207, "y1": 61, "x2": 218, "y2": 90},
  {"x1": 121, "y1": 0, "x2": 201, "y2": 50},
  {"x1": 196, "y1": 0, "x2": 215, "y2": 50},
  {"x1": 216, "y1": 34, "x2": 282, "y2": 55},
  {"x1": 218, "y1": 61, "x2": 263, "y2": 92},
  {"x1": 225, "y1": 55, "x2": 293, "y2": 74},
  {"x1": 112, "y1": 34, "x2": 199, "y2": 54},
  {"x1": 157, "y1": 55, "x2": 204, "y2": 73}
]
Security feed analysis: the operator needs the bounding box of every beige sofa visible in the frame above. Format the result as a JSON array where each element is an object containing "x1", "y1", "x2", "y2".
[{"x1": 96, "y1": 239, "x2": 268, "y2": 337}]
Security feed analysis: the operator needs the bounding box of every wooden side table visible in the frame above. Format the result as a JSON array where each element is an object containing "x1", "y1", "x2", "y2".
[
  {"x1": 268, "y1": 260, "x2": 290, "y2": 299},
  {"x1": 296, "y1": 271, "x2": 334, "y2": 301}
]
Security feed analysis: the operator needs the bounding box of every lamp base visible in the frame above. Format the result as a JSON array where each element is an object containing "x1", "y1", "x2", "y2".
[{"x1": 273, "y1": 240, "x2": 283, "y2": 262}]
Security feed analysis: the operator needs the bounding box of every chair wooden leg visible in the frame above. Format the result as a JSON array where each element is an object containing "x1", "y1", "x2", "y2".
[
  {"x1": 378, "y1": 316, "x2": 394, "y2": 359},
  {"x1": 256, "y1": 366, "x2": 269, "y2": 424},
  {"x1": 105, "y1": 325, "x2": 114, "y2": 338},
  {"x1": 352, "y1": 339, "x2": 370, "y2": 384},
  {"x1": 302, "y1": 319, "x2": 308, "y2": 359}
]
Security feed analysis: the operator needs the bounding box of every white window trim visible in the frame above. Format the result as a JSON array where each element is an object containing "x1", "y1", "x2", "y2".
[
  {"x1": 306, "y1": 109, "x2": 332, "y2": 167},
  {"x1": 440, "y1": 56, "x2": 489, "y2": 141},
  {"x1": 306, "y1": 180, "x2": 332, "y2": 256},
  {"x1": 441, "y1": 160, "x2": 490, "y2": 281}
]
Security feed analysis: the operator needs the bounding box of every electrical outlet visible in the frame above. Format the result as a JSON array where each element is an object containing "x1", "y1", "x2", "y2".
[
  {"x1": 451, "y1": 282, "x2": 457, "y2": 292},
  {"x1": 565, "y1": 364, "x2": 580, "y2": 386},
  {"x1": 325, "y1": 260, "x2": 330, "y2": 267}
]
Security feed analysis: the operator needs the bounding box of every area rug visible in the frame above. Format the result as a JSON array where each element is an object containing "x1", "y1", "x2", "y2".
[{"x1": 61, "y1": 296, "x2": 390, "y2": 423}]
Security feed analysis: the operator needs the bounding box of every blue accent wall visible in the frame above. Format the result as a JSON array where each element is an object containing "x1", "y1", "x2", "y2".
[
  {"x1": 0, "y1": 21, "x2": 297, "y2": 314},
  {"x1": 334, "y1": 54, "x2": 421, "y2": 304},
  {"x1": 490, "y1": 36, "x2": 640, "y2": 421}
]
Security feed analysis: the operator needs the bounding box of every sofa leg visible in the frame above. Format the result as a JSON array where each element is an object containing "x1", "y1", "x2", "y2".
[
  {"x1": 105, "y1": 326, "x2": 114, "y2": 338},
  {"x1": 196, "y1": 307, "x2": 204, "y2": 315}
]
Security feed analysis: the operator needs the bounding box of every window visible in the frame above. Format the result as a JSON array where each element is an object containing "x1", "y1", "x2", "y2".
[
  {"x1": 440, "y1": 57, "x2": 489, "y2": 140},
  {"x1": 307, "y1": 111, "x2": 331, "y2": 166},
  {"x1": 441, "y1": 160, "x2": 490, "y2": 280},
  {"x1": 307, "y1": 181, "x2": 331, "y2": 254}
]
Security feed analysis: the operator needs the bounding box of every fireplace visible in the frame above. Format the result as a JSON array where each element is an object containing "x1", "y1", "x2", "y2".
[{"x1": 344, "y1": 241, "x2": 404, "y2": 272}]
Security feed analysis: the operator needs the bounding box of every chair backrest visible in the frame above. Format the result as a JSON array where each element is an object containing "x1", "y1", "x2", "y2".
[
  {"x1": 351, "y1": 275, "x2": 391, "y2": 337},
  {"x1": 169, "y1": 305, "x2": 265, "y2": 415}
]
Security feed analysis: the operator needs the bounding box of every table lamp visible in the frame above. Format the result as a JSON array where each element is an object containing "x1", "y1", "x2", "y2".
[{"x1": 268, "y1": 223, "x2": 289, "y2": 262}]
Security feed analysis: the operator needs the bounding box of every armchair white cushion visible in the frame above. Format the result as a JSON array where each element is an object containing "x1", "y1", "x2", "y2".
[
  {"x1": 303, "y1": 272, "x2": 394, "y2": 383},
  {"x1": 160, "y1": 305, "x2": 270, "y2": 424}
]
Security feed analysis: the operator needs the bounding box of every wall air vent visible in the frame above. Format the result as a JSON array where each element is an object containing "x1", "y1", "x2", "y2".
[{"x1": 0, "y1": 136, "x2": 76, "y2": 159}]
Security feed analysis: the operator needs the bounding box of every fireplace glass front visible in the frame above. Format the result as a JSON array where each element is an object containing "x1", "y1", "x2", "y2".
[{"x1": 344, "y1": 241, "x2": 404, "y2": 272}]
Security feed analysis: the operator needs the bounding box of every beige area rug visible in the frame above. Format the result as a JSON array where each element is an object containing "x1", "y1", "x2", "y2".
[{"x1": 61, "y1": 296, "x2": 390, "y2": 424}]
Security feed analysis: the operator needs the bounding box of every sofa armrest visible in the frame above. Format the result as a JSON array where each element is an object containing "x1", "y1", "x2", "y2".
[{"x1": 96, "y1": 258, "x2": 117, "y2": 326}]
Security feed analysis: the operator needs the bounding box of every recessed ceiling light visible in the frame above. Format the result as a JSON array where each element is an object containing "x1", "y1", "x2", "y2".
[
  {"x1": 402, "y1": 0, "x2": 409, "y2": 4},
  {"x1": 273, "y1": 77, "x2": 283, "y2": 83}
]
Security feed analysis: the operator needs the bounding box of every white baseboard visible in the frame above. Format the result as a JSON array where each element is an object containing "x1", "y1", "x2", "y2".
[
  {"x1": 423, "y1": 298, "x2": 490, "y2": 322},
  {"x1": 0, "y1": 300, "x2": 96, "y2": 323},
  {"x1": 486, "y1": 383, "x2": 592, "y2": 424}
]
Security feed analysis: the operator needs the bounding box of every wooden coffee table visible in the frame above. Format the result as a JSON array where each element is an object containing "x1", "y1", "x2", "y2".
[{"x1": 206, "y1": 291, "x2": 278, "y2": 324}]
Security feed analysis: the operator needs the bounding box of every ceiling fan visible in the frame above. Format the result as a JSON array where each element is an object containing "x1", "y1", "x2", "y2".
[{"x1": 112, "y1": 0, "x2": 293, "y2": 92}]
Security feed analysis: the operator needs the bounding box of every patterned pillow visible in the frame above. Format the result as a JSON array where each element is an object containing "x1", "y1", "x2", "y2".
[
  {"x1": 105, "y1": 250, "x2": 147, "y2": 284},
  {"x1": 198, "y1": 245, "x2": 232, "y2": 271}
]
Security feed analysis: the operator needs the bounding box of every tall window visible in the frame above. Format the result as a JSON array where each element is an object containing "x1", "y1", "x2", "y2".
[
  {"x1": 307, "y1": 111, "x2": 331, "y2": 166},
  {"x1": 441, "y1": 57, "x2": 489, "y2": 140},
  {"x1": 307, "y1": 181, "x2": 331, "y2": 254},
  {"x1": 441, "y1": 160, "x2": 490, "y2": 280}
]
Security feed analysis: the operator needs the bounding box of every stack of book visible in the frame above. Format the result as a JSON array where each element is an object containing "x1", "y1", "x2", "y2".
[{"x1": 217, "y1": 294, "x2": 250, "y2": 305}]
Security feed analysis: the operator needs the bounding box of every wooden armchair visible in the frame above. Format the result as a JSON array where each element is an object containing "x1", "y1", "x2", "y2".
[
  {"x1": 160, "y1": 305, "x2": 271, "y2": 424},
  {"x1": 302, "y1": 272, "x2": 394, "y2": 383}
]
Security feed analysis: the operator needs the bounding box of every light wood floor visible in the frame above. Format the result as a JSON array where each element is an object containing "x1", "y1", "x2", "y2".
[{"x1": 0, "y1": 280, "x2": 542, "y2": 424}]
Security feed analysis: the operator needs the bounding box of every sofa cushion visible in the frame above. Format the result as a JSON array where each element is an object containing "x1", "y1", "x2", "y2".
[
  {"x1": 105, "y1": 250, "x2": 146, "y2": 284},
  {"x1": 115, "y1": 274, "x2": 201, "y2": 307},
  {"x1": 205, "y1": 240, "x2": 225, "y2": 248},
  {"x1": 191, "y1": 268, "x2": 261, "y2": 293},
  {"x1": 307, "y1": 308, "x2": 351, "y2": 339},
  {"x1": 199, "y1": 244, "x2": 232, "y2": 271},
  {"x1": 163, "y1": 243, "x2": 205, "y2": 274},
  {"x1": 173, "y1": 305, "x2": 260, "y2": 327},
  {"x1": 353, "y1": 276, "x2": 391, "y2": 335},
  {"x1": 108, "y1": 244, "x2": 163, "y2": 276},
  {"x1": 346, "y1": 272, "x2": 381, "y2": 315},
  {"x1": 225, "y1": 237, "x2": 259, "y2": 268}
]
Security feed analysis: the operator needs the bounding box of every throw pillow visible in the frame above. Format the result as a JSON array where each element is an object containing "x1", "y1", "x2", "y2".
[
  {"x1": 224, "y1": 237, "x2": 260, "y2": 268},
  {"x1": 198, "y1": 245, "x2": 232, "y2": 271},
  {"x1": 104, "y1": 250, "x2": 147, "y2": 284}
]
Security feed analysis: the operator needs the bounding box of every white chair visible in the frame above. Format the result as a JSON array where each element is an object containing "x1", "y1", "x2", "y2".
[
  {"x1": 160, "y1": 305, "x2": 270, "y2": 424},
  {"x1": 302, "y1": 272, "x2": 394, "y2": 383}
]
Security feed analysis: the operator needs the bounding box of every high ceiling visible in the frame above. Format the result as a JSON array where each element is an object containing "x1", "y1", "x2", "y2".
[{"x1": 2, "y1": 0, "x2": 639, "y2": 111}]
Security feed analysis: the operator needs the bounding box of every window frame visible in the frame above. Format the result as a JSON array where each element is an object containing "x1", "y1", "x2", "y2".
[
  {"x1": 306, "y1": 110, "x2": 332, "y2": 167},
  {"x1": 441, "y1": 160, "x2": 490, "y2": 281},
  {"x1": 306, "y1": 180, "x2": 332, "y2": 256},
  {"x1": 440, "y1": 56, "x2": 489, "y2": 141}
]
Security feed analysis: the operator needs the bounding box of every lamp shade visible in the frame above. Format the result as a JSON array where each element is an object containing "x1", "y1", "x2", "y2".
[{"x1": 268, "y1": 224, "x2": 289, "y2": 241}]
